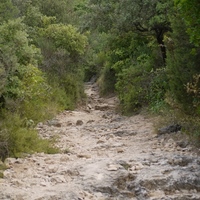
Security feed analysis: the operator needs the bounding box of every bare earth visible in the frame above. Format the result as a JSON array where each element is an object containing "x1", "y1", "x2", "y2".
[{"x1": 0, "y1": 82, "x2": 200, "y2": 200}]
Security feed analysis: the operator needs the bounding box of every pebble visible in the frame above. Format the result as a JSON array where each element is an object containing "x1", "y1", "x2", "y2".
[
  {"x1": 112, "y1": 142, "x2": 124, "y2": 147},
  {"x1": 128, "y1": 168, "x2": 138, "y2": 174},
  {"x1": 51, "y1": 176, "x2": 66, "y2": 183},
  {"x1": 76, "y1": 120, "x2": 84, "y2": 126},
  {"x1": 107, "y1": 164, "x2": 119, "y2": 171},
  {"x1": 47, "y1": 165, "x2": 59, "y2": 173},
  {"x1": 60, "y1": 155, "x2": 70, "y2": 162},
  {"x1": 40, "y1": 182, "x2": 47, "y2": 187},
  {"x1": 117, "y1": 148, "x2": 124, "y2": 153},
  {"x1": 77, "y1": 154, "x2": 91, "y2": 159},
  {"x1": 87, "y1": 104, "x2": 92, "y2": 109},
  {"x1": 135, "y1": 165, "x2": 141, "y2": 170},
  {"x1": 66, "y1": 121, "x2": 73, "y2": 126},
  {"x1": 97, "y1": 140, "x2": 105, "y2": 144}
]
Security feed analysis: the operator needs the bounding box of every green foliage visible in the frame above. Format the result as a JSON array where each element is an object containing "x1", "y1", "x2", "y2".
[
  {"x1": 0, "y1": 0, "x2": 18, "y2": 23},
  {"x1": 23, "y1": 5, "x2": 43, "y2": 28},
  {"x1": 0, "y1": 18, "x2": 40, "y2": 97},
  {"x1": 97, "y1": 32, "x2": 143, "y2": 95},
  {"x1": 175, "y1": 0, "x2": 200, "y2": 47},
  {"x1": 98, "y1": 64, "x2": 116, "y2": 96},
  {"x1": 38, "y1": 23, "x2": 88, "y2": 78},
  {"x1": 0, "y1": 112, "x2": 59, "y2": 161},
  {"x1": 186, "y1": 74, "x2": 200, "y2": 114},
  {"x1": 40, "y1": 24, "x2": 87, "y2": 55},
  {"x1": 84, "y1": 0, "x2": 117, "y2": 32},
  {"x1": 86, "y1": 0, "x2": 173, "y2": 63},
  {"x1": 59, "y1": 74, "x2": 85, "y2": 109},
  {"x1": 87, "y1": 0, "x2": 172, "y2": 33},
  {"x1": 13, "y1": 0, "x2": 78, "y2": 24},
  {"x1": 116, "y1": 65, "x2": 151, "y2": 114},
  {"x1": 111, "y1": 34, "x2": 152, "y2": 112},
  {"x1": 0, "y1": 18, "x2": 39, "y2": 64},
  {"x1": 38, "y1": 23, "x2": 87, "y2": 108},
  {"x1": 0, "y1": 19, "x2": 59, "y2": 121},
  {"x1": 97, "y1": 31, "x2": 163, "y2": 113},
  {"x1": 116, "y1": 0, "x2": 172, "y2": 32},
  {"x1": 166, "y1": 13, "x2": 200, "y2": 113},
  {"x1": 0, "y1": 0, "x2": 89, "y2": 161},
  {"x1": 83, "y1": 32, "x2": 109, "y2": 81},
  {"x1": 36, "y1": 0, "x2": 77, "y2": 24},
  {"x1": 50, "y1": 84, "x2": 71, "y2": 110},
  {"x1": 0, "y1": 19, "x2": 63, "y2": 160},
  {"x1": 148, "y1": 68, "x2": 169, "y2": 113}
]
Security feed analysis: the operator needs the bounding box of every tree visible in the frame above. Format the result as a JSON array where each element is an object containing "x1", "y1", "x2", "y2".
[
  {"x1": 0, "y1": 19, "x2": 51, "y2": 114},
  {"x1": 37, "y1": 23, "x2": 88, "y2": 108},
  {"x1": 0, "y1": 0, "x2": 18, "y2": 23},
  {"x1": 39, "y1": 23, "x2": 88, "y2": 75},
  {"x1": 25, "y1": 0, "x2": 79, "y2": 24},
  {"x1": 86, "y1": 0, "x2": 173, "y2": 64}
]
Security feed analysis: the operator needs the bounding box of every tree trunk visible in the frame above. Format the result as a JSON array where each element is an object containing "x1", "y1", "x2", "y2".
[{"x1": 155, "y1": 29, "x2": 167, "y2": 65}]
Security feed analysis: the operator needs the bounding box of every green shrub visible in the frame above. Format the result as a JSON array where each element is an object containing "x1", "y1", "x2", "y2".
[
  {"x1": 148, "y1": 68, "x2": 169, "y2": 113},
  {"x1": 116, "y1": 65, "x2": 150, "y2": 114},
  {"x1": 0, "y1": 112, "x2": 59, "y2": 161},
  {"x1": 48, "y1": 73, "x2": 85, "y2": 110},
  {"x1": 50, "y1": 84, "x2": 70, "y2": 110},
  {"x1": 98, "y1": 64, "x2": 116, "y2": 96},
  {"x1": 37, "y1": 22, "x2": 87, "y2": 108},
  {"x1": 166, "y1": 13, "x2": 200, "y2": 114}
]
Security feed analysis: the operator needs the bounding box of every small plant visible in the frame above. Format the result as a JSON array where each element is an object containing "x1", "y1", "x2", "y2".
[
  {"x1": 0, "y1": 162, "x2": 8, "y2": 179},
  {"x1": 0, "y1": 162, "x2": 7, "y2": 171}
]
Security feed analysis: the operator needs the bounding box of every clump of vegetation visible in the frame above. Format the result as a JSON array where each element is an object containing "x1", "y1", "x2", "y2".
[
  {"x1": 0, "y1": 112, "x2": 59, "y2": 161},
  {"x1": 0, "y1": 0, "x2": 88, "y2": 161}
]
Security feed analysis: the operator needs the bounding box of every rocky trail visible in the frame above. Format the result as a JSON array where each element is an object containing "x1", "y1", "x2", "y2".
[{"x1": 0, "y1": 82, "x2": 200, "y2": 200}]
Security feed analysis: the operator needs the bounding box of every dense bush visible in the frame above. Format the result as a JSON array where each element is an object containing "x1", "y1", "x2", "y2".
[
  {"x1": 166, "y1": 12, "x2": 200, "y2": 114},
  {"x1": 38, "y1": 23, "x2": 88, "y2": 108},
  {"x1": 96, "y1": 32, "x2": 165, "y2": 113},
  {"x1": 98, "y1": 64, "x2": 116, "y2": 96},
  {"x1": 0, "y1": 19, "x2": 60, "y2": 160},
  {"x1": 116, "y1": 66, "x2": 150, "y2": 114}
]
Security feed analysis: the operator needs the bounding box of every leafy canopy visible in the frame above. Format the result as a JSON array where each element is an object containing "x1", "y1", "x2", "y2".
[
  {"x1": 175, "y1": 0, "x2": 200, "y2": 46},
  {"x1": 40, "y1": 24, "x2": 88, "y2": 55}
]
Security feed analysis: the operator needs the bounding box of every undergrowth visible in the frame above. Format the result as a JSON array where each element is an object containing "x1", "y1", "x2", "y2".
[
  {"x1": 149, "y1": 99, "x2": 200, "y2": 145},
  {"x1": 0, "y1": 112, "x2": 59, "y2": 161}
]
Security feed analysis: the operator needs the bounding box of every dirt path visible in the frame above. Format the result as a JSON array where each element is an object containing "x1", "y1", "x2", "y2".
[{"x1": 0, "y1": 82, "x2": 200, "y2": 200}]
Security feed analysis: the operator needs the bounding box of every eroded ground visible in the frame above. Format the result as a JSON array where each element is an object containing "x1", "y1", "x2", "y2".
[{"x1": 0, "y1": 82, "x2": 200, "y2": 200}]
